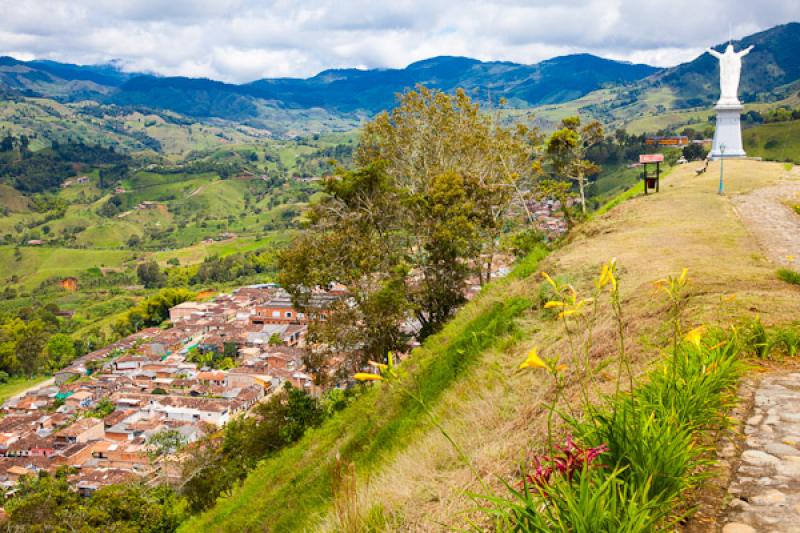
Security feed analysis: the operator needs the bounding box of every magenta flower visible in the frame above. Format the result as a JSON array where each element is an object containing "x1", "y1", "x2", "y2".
[{"x1": 523, "y1": 435, "x2": 608, "y2": 492}]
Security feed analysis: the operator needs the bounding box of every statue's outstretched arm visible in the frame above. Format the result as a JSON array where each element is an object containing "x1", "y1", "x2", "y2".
[
  {"x1": 739, "y1": 45, "x2": 754, "y2": 57},
  {"x1": 707, "y1": 48, "x2": 722, "y2": 59}
]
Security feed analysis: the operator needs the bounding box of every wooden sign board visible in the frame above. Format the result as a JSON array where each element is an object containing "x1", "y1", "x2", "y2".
[{"x1": 639, "y1": 154, "x2": 665, "y2": 163}]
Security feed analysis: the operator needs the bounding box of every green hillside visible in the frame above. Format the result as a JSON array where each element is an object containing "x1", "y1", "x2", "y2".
[
  {"x1": 744, "y1": 120, "x2": 800, "y2": 163},
  {"x1": 184, "y1": 160, "x2": 800, "y2": 531}
]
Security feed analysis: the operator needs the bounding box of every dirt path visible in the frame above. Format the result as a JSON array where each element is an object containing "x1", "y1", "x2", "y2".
[
  {"x1": 732, "y1": 169, "x2": 800, "y2": 267},
  {"x1": 187, "y1": 184, "x2": 206, "y2": 198}
]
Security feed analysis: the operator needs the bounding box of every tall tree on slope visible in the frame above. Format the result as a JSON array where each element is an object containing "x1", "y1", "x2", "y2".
[
  {"x1": 280, "y1": 87, "x2": 541, "y2": 383},
  {"x1": 546, "y1": 116, "x2": 603, "y2": 214}
]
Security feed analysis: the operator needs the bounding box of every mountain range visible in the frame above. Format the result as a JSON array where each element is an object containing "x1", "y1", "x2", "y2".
[
  {"x1": 0, "y1": 22, "x2": 798, "y2": 128},
  {"x1": 0, "y1": 52, "x2": 658, "y2": 121}
]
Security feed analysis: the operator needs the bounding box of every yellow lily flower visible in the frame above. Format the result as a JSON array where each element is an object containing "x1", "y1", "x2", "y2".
[
  {"x1": 597, "y1": 263, "x2": 611, "y2": 288},
  {"x1": 684, "y1": 325, "x2": 706, "y2": 348},
  {"x1": 354, "y1": 373, "x2": 384, "y2": 382},
  {"x1": 541, "y1": 272, "x2": 557, "y2": 290},
  {"x1": 519, "y1": 348, "x2": 547, "y2": 370},
  {"x1": 544, "y1": 301, "x2": 566, "y2": 309},
  {"x1": 678, "y1": 267, "x2": 689, "y2": 285}
]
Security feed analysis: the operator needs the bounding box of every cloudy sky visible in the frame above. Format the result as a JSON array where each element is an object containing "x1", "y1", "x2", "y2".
[{"x1": 0, "y1": 0, "x2": 798, "y2": 83}]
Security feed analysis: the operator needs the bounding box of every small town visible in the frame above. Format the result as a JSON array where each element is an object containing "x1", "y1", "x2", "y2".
[
  {"x1": 0, "y1": 285, "x2": 327, "y2": 495},
  {"x1": 0, "y1": 259, "x2": 521, "y2": 498}
]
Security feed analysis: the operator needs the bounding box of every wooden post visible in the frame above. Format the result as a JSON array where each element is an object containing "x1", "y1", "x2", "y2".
[{"x1": 656, "y1": 161, "x2": 660, "y2": 192}]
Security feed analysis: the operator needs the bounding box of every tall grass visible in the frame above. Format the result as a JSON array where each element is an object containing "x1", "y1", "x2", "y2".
[
  {"x1": 484, "y1": 263, "x2": 745, "y2": 532},
  {"x1": 487, "y1": 336, "x2": 743, "y2": 532},
  {"x1": 739, "y1": 316, "x2": 800, "y2": 359}
]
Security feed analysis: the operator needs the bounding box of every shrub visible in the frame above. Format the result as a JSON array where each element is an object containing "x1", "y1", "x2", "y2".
[
  {"x1": 766, "y1": 326, "x2": 800, "y2": 358},
  {"x1": 739, "y1": 316, "x2": 769, "y2": 358},
  {"x1": 485, "y1": 466, "x2": 665, "y2": 532},
  {"x1": 777, "y1": 268, "x2": 800, "y2": 285}
]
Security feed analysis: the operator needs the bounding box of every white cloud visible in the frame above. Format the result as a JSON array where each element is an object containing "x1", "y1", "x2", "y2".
[{"x1": 0, "y1": 0, "x2": 797, "y2": 82}]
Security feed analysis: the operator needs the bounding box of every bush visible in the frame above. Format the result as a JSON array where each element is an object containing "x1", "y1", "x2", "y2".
[
  {"x1": 739, "y1": 316, "x2": 769, "y2": 358},
  {"x1": 682, "y1": 143, "x2": 708, "y2": 161},
  {"x1": 489, "y1": 336, "x2": 743, "y2": 532},
  {"x1": 487, "y1": 466, "x2": 665, "y2": 532},
  {"x1": 767, "y1": 327, "x2": 800, "y2": 358},
  {"x1": 777, "y1": 268, "x2": 800, "y2": 286}
]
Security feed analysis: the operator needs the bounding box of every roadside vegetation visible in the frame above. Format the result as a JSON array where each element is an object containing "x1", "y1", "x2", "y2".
[{"x1": 481, "y1": 264, "x2": 745, "y2": 530}]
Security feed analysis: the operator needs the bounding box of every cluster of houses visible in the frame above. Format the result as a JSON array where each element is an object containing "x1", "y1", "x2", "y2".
[
  {"x1": 0, "y1": 285, "x2": 333, "y2": 496},
  {"x1": 0, "y1": 260, "x2": 522, "y2": 500},
  {"x1": 526, "y1": 197, "x2": 570, "y2": 236}
]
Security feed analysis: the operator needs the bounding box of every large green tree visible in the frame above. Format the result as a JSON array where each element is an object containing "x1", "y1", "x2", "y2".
[
  {"x1": 280, "y1": 87, "x2": 540, "y2": 381},
  {"x1": 279, "y1": 164, "x2": 412, "y2": 380}
]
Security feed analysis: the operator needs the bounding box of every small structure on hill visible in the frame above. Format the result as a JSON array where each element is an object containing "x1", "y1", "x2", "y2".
[
  {"x1": 639, "y1": 153, "x2": 664, "y2": 194},
  {"x1": 645, "y1": 136, "x2": 688, "y2": 147},
  {"x1": 60, "y1": 277, "x2": 79, "y2": 292}
]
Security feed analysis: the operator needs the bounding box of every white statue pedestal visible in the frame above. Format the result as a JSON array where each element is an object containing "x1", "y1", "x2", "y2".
[{"x1": 710, "y1": 102, "x2": 746, "y2": 160}]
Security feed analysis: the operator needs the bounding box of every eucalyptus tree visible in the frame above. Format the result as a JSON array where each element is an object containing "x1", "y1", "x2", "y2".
[{"x1": 545, "y1": 116, "x2": 604, "y2": 214}]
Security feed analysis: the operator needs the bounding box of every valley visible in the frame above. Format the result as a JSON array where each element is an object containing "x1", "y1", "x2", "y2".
[{"x1": 0, "y1": 16, "x2": 800, "y2": 533}]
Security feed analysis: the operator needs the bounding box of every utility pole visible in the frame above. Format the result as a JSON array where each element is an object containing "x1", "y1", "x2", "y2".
[{"x1": 718, "y1": 144, "x2": 726, "y2": 195}]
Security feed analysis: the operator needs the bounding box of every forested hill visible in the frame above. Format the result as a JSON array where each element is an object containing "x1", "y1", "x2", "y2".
[
  {"x1": 0, "y1": 53, "x2": 658, "y2": 120},
  {"x1": 238, "y1": 54, "x2": 658, "y2": 112}
]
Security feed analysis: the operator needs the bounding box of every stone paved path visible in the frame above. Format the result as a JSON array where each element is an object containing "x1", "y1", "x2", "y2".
[
  {"x1": 732, "y1": 176, "x2": 800, "y2": 268},
  {"x1": 722, "y1": 372, "x2": 800, "y2": 533}
]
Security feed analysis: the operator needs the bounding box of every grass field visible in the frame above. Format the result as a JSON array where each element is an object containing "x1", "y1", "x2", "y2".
[
  {"x1": 743, "y1": 121, "x2": 800, "y2": 164},
  {"x1": 0, "y1": 376, "x2": 51, "y2": 404},
  {"x1": 184, "y1": 160, "x2": 800, "y2": 531},
  {"x1": 0, "y1": 246, "x2": 136, "y2": 288}
]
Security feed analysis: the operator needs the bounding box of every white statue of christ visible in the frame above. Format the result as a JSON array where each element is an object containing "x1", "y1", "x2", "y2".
[{"x1": 706, "y1": 43, "x2": 754, "y2": 106}]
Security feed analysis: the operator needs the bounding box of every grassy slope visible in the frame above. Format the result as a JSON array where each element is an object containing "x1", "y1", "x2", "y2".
[
  {"x1": 0, "y1": 246, "x2": 135, "y2": 288},
  {"x1": 185, "y1": 160, "x2": 800, "y2": 531},
  {"x1": 529, "y1": 84, "x2": 800, "y2": 135},
  {"x1": 181, "y1": 266, "x2": 540, "y2": 532},
  {"x1": 0, "y1": 376, "x2": 51, "y2": 404},
  {"x1": 743, "y1": 121, "x2": 800, "y2": 164},
  {"x1": 0, "y1": 184, "x2": 30, "y2": 212}
]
